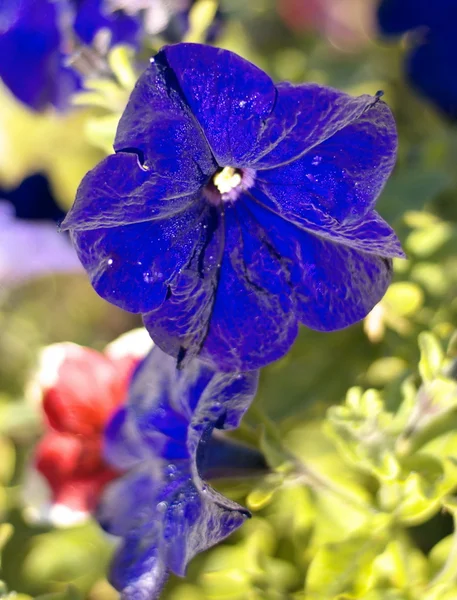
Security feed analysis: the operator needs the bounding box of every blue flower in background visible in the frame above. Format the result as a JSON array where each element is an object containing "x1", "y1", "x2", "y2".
[
  {"x1": 62, "y1": 43, "x2": 403, "y2": 372},
  {"x1": 0, "y1": 173, "x2": 82, "y2": 289},
  {"x1": 0, "y1": 0, "x2": 76, "y2": 110},
  {"x1": 0, "y1": 173, "x2": 66, "y2": 223},
  {"x1": 0, "y1": 0, "x2": 139, "y2": 110},
  {"x1": 377, "y1": 0, "x2": 457, "y2": 119},
  {"x1": 73, "y1": 0, "x2": 140, "y2": 48},
  {"x1": 98, "y1": 345, "x2": 261, "y2": 599}
]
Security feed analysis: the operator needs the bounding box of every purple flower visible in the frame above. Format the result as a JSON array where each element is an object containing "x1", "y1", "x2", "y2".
[
  {"x1": 62, "y1": 43, "x2": 403, "y2": 372},
  {"x1": 0, "y1": 0, "x2": 139, "y2": 111},
  {"x1": 98, "y1": 345, "x2": 261, "y2": 599},
  {"x1": 377, "y1": 0, "x2": 457, "y2": 119}
]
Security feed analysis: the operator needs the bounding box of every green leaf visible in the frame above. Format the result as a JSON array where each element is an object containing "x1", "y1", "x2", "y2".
[
  {"x1": 383, "y1": 282, "x2": 424, "y2": 318},
  {"x1": 369, "y1": 537, "x2": 428, "y2": 592},
  {"x1": 21, "y1": 523, "x2": 111, "y2": 593},
  {"x1": 378, "y1": 457, "x2": 457, "y2": 525},
  {"x1": 184, "y1": 0, "x2": 219, "y2": 44},
  {"x1": 365, "y1": 357, "x2": 408, "y2": 387},
  {"x1": 326, "y1": 388, "x2": 400, "y2": 480},
  {"x1": 108, "y1": 46, "x2": 138, "y2": 90},
  {"x1": 201, "y1": 519, "x2": 278, "y2": 597},
  {"x1": 34, "y1": 585, "x2": 83, "y2": 600},
  {"x1": 305, "y1": 516, "x2": 390, "y2": 597},
  {"x1": 419, "y1": 332, "x2": 445, "y2": 382},
  {"x1": 246, "y1": 474, "x2": 284, "y2": 511},
  {"x1": 406, "y1": 221, "x2": 454, "y2": 258},
  {"x1": 259, "y1": 425, "x2": 292, "y2": 471},
  {"x1": 0, "y1": 523, "x2": 13, "y2": 567}
]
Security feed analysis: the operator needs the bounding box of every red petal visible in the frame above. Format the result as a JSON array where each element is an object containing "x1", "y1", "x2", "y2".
[
  {"x1": 42, "y1": 345, "x2": 127, "y2": 435},
  {"x1": 51, "y1": 471, "x2": 119, "y2": 513},
  {"x1": 34, "y1": 431, "x2": 120, "y2": 513}
]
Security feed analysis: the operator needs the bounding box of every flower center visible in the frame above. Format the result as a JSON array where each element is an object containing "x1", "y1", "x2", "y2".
[
  {"x1": 213, "y1": 167, "x2": 242, "y2": 195},
  {"x1": 203, "y1": 167, "x2": 255, "y2": 206}
]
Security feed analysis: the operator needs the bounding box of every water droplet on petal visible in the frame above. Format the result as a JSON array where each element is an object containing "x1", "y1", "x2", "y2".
[{"x1": 166, "y1": 464, "x2": 177, "y2": 479}]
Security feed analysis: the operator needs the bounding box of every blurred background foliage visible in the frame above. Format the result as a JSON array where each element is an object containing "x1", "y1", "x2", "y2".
[{"x1": 1, "y1": 0, "x2": 457, "y2": 598}]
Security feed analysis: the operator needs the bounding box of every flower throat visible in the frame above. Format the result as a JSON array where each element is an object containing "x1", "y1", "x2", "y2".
[{"x1": 204, "y1": 166, "x2": 256, "y2": 205}]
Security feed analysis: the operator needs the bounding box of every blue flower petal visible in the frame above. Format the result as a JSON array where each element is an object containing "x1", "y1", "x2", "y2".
[
  {"x1": 99, "y1": 346, "x2": 259, "y2": 598},
  {"x1": 143, "y1": 199, "x2": 300, "y2": 372},
  {"x1": 158, "y1": 44, "x2": 384, "y2": 170},
  {"x1": 70, "y1": 199, "x2": 214, "y2": 313},
  {"x1": 61, "y1": 152, "x2": 201, "y2": 231},
  {"x1": 122, "y1": 342, "x2": 258, "y2": 439},
  {"x1": 103, "y1": 407, "x2": 146, "y2": 470},
  {"x1": 243, "y1": 199, "x2": 395, "y2": 332},
  {"x1": 250, "y1": 83, "x2": 388, "y2": 169},
  {"x1": 142, "y1": 207, "x2": 224, "y2": 363},
  {"x1": 111, "y1": 530, "x2": 168, "y2": 600},
  {"x1": 249, "y1": 186, "x2": 404, "y2": 258},
  {"x1": 157, "y1": 42, "x2": 277, "y2": 166},
  {"x1": 255, "y1": 99, "x2": 397, "y2": 223},
  {"x1": 0, "y1": 0, "x2": 22, "y2": 30},
  {"x1": 114, "y1": 53, "x2": 216, "y2": 175},
  {"x1": 98, "y1": 467, "x2": 160, "y2": 537},
  {"x1": 198, "y1": 202, "x2": 299, "y2": 372}
]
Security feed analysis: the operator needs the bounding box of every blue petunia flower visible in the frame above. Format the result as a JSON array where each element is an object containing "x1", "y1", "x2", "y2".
[
  {"x1": 98, "y1": 344, "x2": 261, "y2": 599},
  {"x1": 377, "y1": 0, "x2": 457, "y2": 119},
  {"x1": 62, "y1": 43, "x2": 403, "y2": 372},
  {"x1": 0, "y1": 0, "x2": 139, "y2": 110}
]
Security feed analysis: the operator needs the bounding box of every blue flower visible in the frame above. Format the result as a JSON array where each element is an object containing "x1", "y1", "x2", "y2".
[
  {"x1": 0, "y1": 0, "x2": 139, "y2": 111},
  {"x1": 0, "y1": 173, "x2": 66, "y2": 223},
  {"x1": 62, "y1": 43, "x2": 403, "y2": 372},
  {"x1": 377, "y1": 0, "x2": 457, "y2": 119},
  {"x1": 73, "y1": 0, "x2": 140, "y2": 48},
  {"x1": 0, "y1": 174, "x2": 82, "y2": 288},
  {"x1": 98, "y1": 345, "x2": 261, "y2": 599}
]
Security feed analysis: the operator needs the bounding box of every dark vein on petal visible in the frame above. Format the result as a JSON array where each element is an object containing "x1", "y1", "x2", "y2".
[{"x1": 155, "y1": 52, "x2": 219, "y2": 167}]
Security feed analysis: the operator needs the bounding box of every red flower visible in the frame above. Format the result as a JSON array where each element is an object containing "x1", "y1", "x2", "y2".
[{"x1": 23, "y1": 329, "x2": 152, "y2": 527}]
